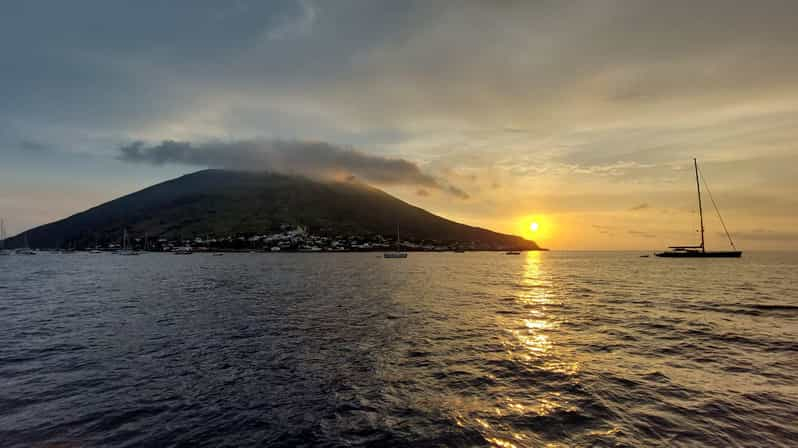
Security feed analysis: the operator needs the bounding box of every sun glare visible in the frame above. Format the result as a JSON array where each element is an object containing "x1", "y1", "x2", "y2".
[{"x1": 517, "y1": 215, "x2": 552, "y2": 242}]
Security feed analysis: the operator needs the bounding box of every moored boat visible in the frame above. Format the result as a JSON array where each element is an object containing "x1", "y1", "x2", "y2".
[
  {"x1": 173, "y1": 246, "x2": 193, "y2": 255},
  {"x1": 656, "y1": 159, "x2": 741, "y2": 258},
  {"x1": 0, "y1": 219, "x2": 10, "y2": 255},
  {"x1": 384, "y1": 225, "x2": 408, "y2": 259},
  {"x1": 117, "y1": 229, "x2": 140, "y2": 255}
]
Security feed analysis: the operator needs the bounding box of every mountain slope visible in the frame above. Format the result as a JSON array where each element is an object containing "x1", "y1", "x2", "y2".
[{"x1": 6, "y1": 170, "x2": 541, "y2": 250}]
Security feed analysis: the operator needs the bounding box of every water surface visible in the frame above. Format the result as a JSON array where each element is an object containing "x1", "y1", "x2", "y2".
[{"x1": 1, "y1": 251, "x2": 796, "y2": 447}]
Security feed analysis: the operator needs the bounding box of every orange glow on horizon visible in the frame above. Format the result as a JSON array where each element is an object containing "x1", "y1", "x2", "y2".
[{"x1": 517, "y1": 215, "x2": 553, "y2": 242}]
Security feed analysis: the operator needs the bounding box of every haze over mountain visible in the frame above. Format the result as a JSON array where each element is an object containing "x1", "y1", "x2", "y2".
[{"x1": 3, "y1": 170, "x2": 540, "y2": 251}]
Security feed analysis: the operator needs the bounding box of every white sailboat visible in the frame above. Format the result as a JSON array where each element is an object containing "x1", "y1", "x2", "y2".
[
  {"x1": 384, "y1": 225, "x2": 408, "y2": 259},
  {"x1": 117, "y1": 228, "x2": 140, "y2": 256}
]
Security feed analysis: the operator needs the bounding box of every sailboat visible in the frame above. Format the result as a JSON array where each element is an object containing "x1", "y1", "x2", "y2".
[
  {"x1": 15, "y1": 231, "x2": 36, "y2": 255},
  {"x1": 0, "y1": 219, "x2": 10, "y2": 256},
  {"x1": 117, "y1": 228, "x2": 140, "y2": 256},
  {"x1": 384, "y1": 225, "x2": 408, "y2": 259},
  {"x1": 656, "y1": 159, "x2": 742, "y2": 258}
]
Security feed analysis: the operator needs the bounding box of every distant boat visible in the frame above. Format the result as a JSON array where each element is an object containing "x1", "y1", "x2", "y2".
[
  {"x1": 656, "y1": 159, "x2": 742, "y2": 258},
  {"x1": 15, "y1": 231, "x2": 36, "y2": 255},
  {"x1": 384, "y1": 225, "x2": 408, "y2": 259},
  {"x1": 117, "y1": 229, "x2": 140, "y2": 256},
  {"x1": 505, "y1": 250, "x2": 521, "y2": 255},
  {"x1": 0, "y1": 219, "x2": 11, "y2": 256},
  {"x1": 173, "y1": 246, "x2": 193, "y2": 255}
]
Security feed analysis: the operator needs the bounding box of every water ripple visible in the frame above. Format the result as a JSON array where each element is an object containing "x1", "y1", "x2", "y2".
[{"x1": 0, "y1": 251, "x2": 796, "y2": 447}]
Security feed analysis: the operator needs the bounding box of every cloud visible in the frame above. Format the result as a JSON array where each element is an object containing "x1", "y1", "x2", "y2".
[
  {"x1": 729, "y1": 229, "x2": 798, "y2": 242},
  {"x1": 2, "y1": 1, "x2": 798, "y2": 249},
  {"x1": 628, "y1": 230, "x2": 657, "y2": 239},
  {"x1": 446, "y1": 185, "x2": 470, "y2": 200},
  {"x1": 592, "y1": 224, "x2": 614, "y2": 235},
  {"x1": 19, "y1": 139, "x2": 49, "y2": 152},
  {"x1": 266, "y1": 0, "x2": 318, "y2": 41},
  {"x1": 119, "y1": 138, "x2": 469, "y2": 198}
]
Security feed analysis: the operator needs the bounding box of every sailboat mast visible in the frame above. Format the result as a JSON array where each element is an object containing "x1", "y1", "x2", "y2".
[{"x1": 694, "y1": 158, "x2": 705, "y2": 252}]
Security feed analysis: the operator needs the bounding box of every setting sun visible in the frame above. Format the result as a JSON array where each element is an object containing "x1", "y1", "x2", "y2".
[{"x1": 516, "y1": 215, "x2": 553, "y2": 242}]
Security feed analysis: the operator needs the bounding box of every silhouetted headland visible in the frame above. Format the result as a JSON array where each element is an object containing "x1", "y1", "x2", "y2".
[{"x1": 4, "y1": 170, "x2": 544, "y2": 252}]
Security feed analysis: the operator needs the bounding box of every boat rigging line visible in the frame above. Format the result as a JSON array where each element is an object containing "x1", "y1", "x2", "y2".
[{"x1": 698, "y1": 166, "x2": 736, "y2": 250}]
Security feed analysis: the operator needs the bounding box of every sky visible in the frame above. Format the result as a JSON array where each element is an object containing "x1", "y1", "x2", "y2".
[{"x1": 2, "y1": 0, "x2": 797, "y2": 250}]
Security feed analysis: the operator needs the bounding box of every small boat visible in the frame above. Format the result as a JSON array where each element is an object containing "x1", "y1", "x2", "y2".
[
  {"x1": 0, "y1": 219, "x2": 11, "y2": 256},
  {"x1": 384, "y1": 225, "x2": 408, "y2": 259},
  {"x1": 656, "y1": 159, "x2": 742, "y2": 258},
  {"x1": 299, "y1": 246, "x2": 322, "y2": 252},
  {"x1": 117, "y1": 229, "x2": 140, "y2": 256},
  {"x1": 384, "y1": 252, "x2": 408, "y2": 259},
  {"x1": 505, "y1": 251, "x2": 521, "y2": 255},
  {"x1": 14, "y1": 231, "x2": 36, "y2": 255},
  {"x1": 173, "y1": 246, "x2": 193, "y2": 255},
  {"x1": 212, "y1": 253, "x2": 224, "y2": 256}
]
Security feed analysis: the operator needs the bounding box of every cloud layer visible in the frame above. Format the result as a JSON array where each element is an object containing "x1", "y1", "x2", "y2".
[
  {"x1": 2, "y1": 1, "x2": 798, "y2": 247},
  {"x1": 119, "y1": 139, "x2": 469, "y2": 198}
]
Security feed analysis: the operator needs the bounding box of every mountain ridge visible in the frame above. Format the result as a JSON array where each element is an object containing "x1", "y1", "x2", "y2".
[{"x1": 4, "y1": 170, "x2": 542, "y2": 251}]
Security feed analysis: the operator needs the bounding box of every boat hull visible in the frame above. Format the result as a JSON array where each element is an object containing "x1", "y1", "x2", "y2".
[
  {"x1": 384, "y1": 253, "x2": 408, "y2": 258},
  {"x1": 655, "y1": 251, "x2": 742, "y2": 258}
]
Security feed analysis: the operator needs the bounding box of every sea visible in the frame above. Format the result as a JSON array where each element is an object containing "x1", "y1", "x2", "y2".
[{"x1": 1, "y1": 251, "x2": 796, "y2": 447}]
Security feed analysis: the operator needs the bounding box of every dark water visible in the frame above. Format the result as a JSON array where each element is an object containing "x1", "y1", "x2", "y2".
[{"x1": 1, "y1": 251, "x2": 797, "y2": 447}]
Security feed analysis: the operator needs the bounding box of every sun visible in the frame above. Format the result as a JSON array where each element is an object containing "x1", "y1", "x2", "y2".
[{"x1": 517, "y1": 215, "x2": 552, "y2": 241}]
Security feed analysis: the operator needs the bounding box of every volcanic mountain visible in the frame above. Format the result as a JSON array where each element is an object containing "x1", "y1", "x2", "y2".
[{"x1": 6, "y1": 170, "x2": 541, "y2": 250}]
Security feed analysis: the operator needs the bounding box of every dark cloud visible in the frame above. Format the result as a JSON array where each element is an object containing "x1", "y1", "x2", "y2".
[
  {"x1": 446, "y1": 185, "x2": 470, "y2": 200},
  {"x1": 119, "y1": 138, "x2": 469, "y2": 199},
  {"x1": 19, "y1": 139, "x2": 49, "y2": 152}
]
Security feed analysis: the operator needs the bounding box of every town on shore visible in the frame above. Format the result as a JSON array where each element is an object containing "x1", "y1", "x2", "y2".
[{"x1": 11, "y1": 225, "x2": 543, "y2": 253}]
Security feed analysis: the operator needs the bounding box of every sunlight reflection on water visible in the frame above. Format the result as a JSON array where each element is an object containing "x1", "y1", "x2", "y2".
[
  {"x1": 459, "y1": 251, "x2": 585, "y2": 447},
  {"x1": 2, "y1": 251, "x2": 796, "y2": 447}
]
